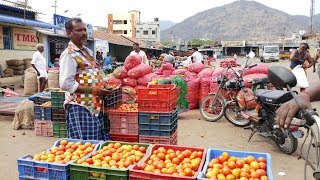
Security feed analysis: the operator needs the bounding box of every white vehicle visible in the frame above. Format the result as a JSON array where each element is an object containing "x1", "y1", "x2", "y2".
[{"x1": 260, "y1": 45, "x2": 280, "y2": 62}]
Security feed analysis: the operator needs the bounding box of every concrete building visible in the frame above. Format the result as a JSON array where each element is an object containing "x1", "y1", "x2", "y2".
[
  {"x1": 135, "y1": 18, "x2": 160, "y2": 43},
  {"x1": 107, "y1": 10, "x2": 141, "y2": 38}
]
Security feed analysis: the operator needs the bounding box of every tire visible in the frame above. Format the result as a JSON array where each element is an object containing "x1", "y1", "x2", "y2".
[
  {"x1": 200, "y1": 95, "x2": 225, "y2": 122},
  {"x1": 275, "y1": 129, "x2": 298, "y2": 155},
  {"x1": 260, "y1": 57, "x2": 264, "y2": 62},
  {"x1": 224, "y1": 103, "x2": 251, "y2": 127}
]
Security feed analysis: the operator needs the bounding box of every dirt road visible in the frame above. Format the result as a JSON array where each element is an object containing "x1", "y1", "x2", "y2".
[{"x1": 1, "y1": 57, "x2": 319, "y2": 180}]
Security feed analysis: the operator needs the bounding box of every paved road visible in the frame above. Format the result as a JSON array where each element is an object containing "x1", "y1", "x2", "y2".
[{"x1": 1, "y1": 57, "x2": 319, "y2": 180}]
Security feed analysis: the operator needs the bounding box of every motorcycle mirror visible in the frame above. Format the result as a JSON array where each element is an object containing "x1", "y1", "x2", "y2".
[
  {"x1": 248, "y1": 51, "x2": 255, "y2": 59},
  {"x1": 268, "y1": 66, "x2": 297, "y2": 88}
]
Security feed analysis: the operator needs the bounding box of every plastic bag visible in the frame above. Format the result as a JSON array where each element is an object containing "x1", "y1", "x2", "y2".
[
  {"x1": 113, "y1": 66, "x2": 128, "y2": 79},
  {"x1": 137, "y1": 73, "x2": 157, "y2": 86},
  {"x1": 122, "y1": 78, "x2": 137, "y2": 87},
  {"x1": 173, "y1": 69, "x2": 188, "y2": 75},
  {"x1": 243, "y1": 73, "x2": 268, "y2": 88},
  {"x1": 186, "y1": 77, "x2": 200, "y2": 109},
  {"x1": 243, "y1": 64, "x2": 268, "y2": 76},
  {"x1": 160, "y1": 62, "x2": 175, "y2": 71},
  {"x1": 291, "y1": 65, "x2": 309, "y2": 88},
  {"x1": 124, "y1": 55, "x2": 142, "y2": 70},
  {"x1": 185, "y1": 71, "x2": 197, "y2": 78},
  {"x1": 162, "y1": 70, "x2": 173, "y2": 77},
  {"x1": 127, "y1": 64, "x2": 153, "y2": 79},
  {"x1": 107, "y1": 77, "x2": 122, "y2": 85},
  {"x1": 197, "y1": 68, "x2": 214, "y2": 77},
  {"x1": 188, "y1": 62, "x2": 205, "y2": 73},
  {"x1": 199, "y1": 77, "x2": 211, "y2": 104}
]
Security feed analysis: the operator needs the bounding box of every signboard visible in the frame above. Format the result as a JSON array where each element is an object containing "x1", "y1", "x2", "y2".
[
  {"x1": 54, "y1": 14, "x2": 70, "y2": 29},
  {"x1": 0, "y1": 26, "x2": 3, "y2": 49},
  {"x1": 13, "y1": 28, "x2": 37, "y2": 50},
  {"x1": 95, "y1": 39, "x2": 109, "y2": 55},
  {"x1": 212, "y1": 47, "x2": 223, "y2": 52},
  {"x1": 222, "y1": 41, "x2": 245, "y2": 47},
  {"x1": 86, "y1": 24, "x2": 93, "y2": 38}
]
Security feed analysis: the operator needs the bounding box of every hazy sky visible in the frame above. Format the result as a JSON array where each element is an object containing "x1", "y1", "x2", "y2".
[{"x1": 5, "y1": 0, "x2": 320, "y2": 26}]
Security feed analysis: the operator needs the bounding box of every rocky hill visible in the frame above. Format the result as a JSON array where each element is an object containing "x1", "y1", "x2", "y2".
[{"x1": 161, "y1": 0, "x2": 320, "y2": 41}]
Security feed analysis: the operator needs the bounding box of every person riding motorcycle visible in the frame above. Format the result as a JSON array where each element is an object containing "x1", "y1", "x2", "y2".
[{"x1": 275, "y1": 83, "x2": 320, "y2": 128}]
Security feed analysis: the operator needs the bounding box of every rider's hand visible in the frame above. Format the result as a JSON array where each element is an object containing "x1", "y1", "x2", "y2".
[
  {"x1": 275, "y1": 93, "x2": 312, "y2": 128},
  {"x1": 91, "y1": 87, "x2": 111, "y2": 97}
]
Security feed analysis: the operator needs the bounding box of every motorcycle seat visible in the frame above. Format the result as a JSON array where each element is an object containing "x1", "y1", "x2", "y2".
[
  {"x1": 250, "y1": 77, "x2": 269, "y2": 85},
  {"x1": 255, "y1": 89, "x2": 293, "y2": 105}
]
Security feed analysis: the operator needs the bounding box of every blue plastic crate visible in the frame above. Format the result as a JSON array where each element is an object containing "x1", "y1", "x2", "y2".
[
  {"x1": 139, "y1": 123, "x2": 177, "y2": 136},
  {"x1": 18, "y1": 139, "x2": 103, "y2": 180},
  {"x1": 138, "y1": 109, "x2": 178, "y2": 125},
  {"x1": 34, "y1": 105, "x2": 52, "y2": 120},
  {"x1": 197, "y1": 148, "x2": 273, "y2": 180},
  {"x1": 139, "y1": 118, "x2": 177, "y2": 131}
]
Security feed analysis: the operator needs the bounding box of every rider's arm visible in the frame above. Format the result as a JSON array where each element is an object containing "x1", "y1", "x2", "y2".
[
  {"x1": 303, "y1": 54, "x2": 314, "y2": 68},
  {"x1": 290, "y1": 50, "x2": 300, "y2": 61}
]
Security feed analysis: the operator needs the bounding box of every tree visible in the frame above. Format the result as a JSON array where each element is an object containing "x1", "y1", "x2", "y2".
[
  {"x1": 190, "y1": 39, "x2": 215, "y2": 46},
  {"x1": 161, "y1": 41, "x2": 174, "y2": 47}
]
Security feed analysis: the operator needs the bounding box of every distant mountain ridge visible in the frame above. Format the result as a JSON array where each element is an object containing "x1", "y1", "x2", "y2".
[
  {"x1": 160, "y1": 20, "x2": 176, "y2": 31},
  {"x1": 161, "y1": 0, "x2": 320, "y2": 41}
]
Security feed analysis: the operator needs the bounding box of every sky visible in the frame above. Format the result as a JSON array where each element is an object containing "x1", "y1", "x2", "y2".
[{"x1": 4, "y1": 0, "x2": 320, "y2": 26}]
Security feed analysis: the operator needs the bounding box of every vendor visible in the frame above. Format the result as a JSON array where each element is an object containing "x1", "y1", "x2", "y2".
[
  {"x1": 130, "y1": 43, "x2": 149, "y2": 65},
  {"x1": 31, "y1": 43, "x2": 48, "y2": 92},
  {"x1": 59, "y1": 18, "x2": 110, "y2": 140}
]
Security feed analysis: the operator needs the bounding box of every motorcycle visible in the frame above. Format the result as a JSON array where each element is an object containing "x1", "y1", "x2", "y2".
[{"x1": 267, "y1": 66, "x2": 320, "y2": 178}]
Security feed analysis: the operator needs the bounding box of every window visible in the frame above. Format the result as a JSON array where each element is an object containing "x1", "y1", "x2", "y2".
[
  {"x1": 124, "y1": 30, "x2": 127, "y2": 34},
  {"x1": 3, "y1": 27, "x2": 12, "y2": 49},
  {"x1": 152, "y1": 30, "x2": 156, "y2": 35},
  {"x1": 136, "y1": 30, "x2": 139, "y2": 33},
  {"x1": 123, "y1": 20, "x2": 127, "y2": 24},
  {"x1": 143, "y1": 31, "x2": 148, "y2": 35},
  {"x1": 113, "y1": 20, "x2": 122, "y2": 24}
]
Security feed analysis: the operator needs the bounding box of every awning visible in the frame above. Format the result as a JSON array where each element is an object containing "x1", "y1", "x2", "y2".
[{"x1": 0, "y1": 14, "x2": 62, "y2": 30}]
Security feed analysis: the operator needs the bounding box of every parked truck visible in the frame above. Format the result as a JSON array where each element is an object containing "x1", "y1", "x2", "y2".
[{"x1": 260, "y1": 45, "x2": 280, "y2": 62}]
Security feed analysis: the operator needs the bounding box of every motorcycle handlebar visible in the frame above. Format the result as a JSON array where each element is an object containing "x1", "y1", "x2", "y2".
[
  {"x1": 295, "y1": 109, "x2": 319, "y2": 127},
  {"x1": 248, "y1": 64, "x2": 258, "y2": 69}
]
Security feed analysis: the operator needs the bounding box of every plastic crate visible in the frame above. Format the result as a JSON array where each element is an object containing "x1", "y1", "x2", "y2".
[
  {"x1": 51, "y1": 98, "x2": 65, "y2": 108},
  {"x1": 52, "y1": 107, "x2": 66, "y2": 122},
  {"x1": 137, "y1": 85, "x2": 177, "y2": 112},
  {"x1": 34, "y1": 120, "x2": 53, "y2": 137},
  {"x1": 139, "y1": 130, "x2": 177, "y2": 145},
  {"x1": 139, "y1": 123, "x2": 177, "y2": 136},
  {"x1": 53, "y1": 122, "x2": 67, "y2": 138},
  {"x1": 70, "y1": 141, "x2": 151, "y2": 180},
  {"x1": 104, "y1": 87, "x2": 123, "y2": 110},
  {"x1": 109, "y1": 133, "x2": 139, "y2": 143},
  {"x1": 108, "y1": 109, "x2": 138, "y2": 135},
  {"x1": 34, "y1": 105, "x2": 52, "y2": 120},
  {"x1": 34, "y1": 97, "x2": 51, "y2": 105},
  {"x1": 129, "y1": 144, "x2": 207, "y2": 180},
  {"x1": 103, "y1": 112, "x2": 110, "y2": 134},
  {"x1": 18, "y1": 139, "x2": 103, "y2": 180},
  {"x1": 197, "y1": 148, "x2": 273, "y2": 180},
  {"x1": 51, "y1": 91, "x2": 66, "y2": 99}
]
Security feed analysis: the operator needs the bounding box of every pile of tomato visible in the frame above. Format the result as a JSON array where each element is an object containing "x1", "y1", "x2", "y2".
[
  {"x1": 111, "y1": 103, "x2": 138, "y2": 112},
  {"x1": 205, "y1": 152, "x2": 268, "y2": 180},
  {"x1": 138, "y1": 147, "x2": 203, "y2": 177}
]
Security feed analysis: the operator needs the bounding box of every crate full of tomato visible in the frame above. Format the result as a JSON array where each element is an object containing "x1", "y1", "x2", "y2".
[
  {"x1": 130, "y1": 144, "x2": 207, "y2": 180},
  {"x1": 17, "y1": 138, "x2": 103, "y2": 180},
  {"x1": 108, "y1": 104, "x2": 138, "y2": 135},
  {"x1": 197, "y1": 148, "x2": 273, "y2": 180}
]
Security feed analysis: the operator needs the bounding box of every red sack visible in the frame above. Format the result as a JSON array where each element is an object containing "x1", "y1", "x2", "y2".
[
  {"x1": 186, "y1": 77, "x2": 200, "y2": 110},
  {"x1": 127, "y1": 64, "x2": 153, "y2": 79},
  {"x1": 113, "y1": 66, "x2": 128, "y2": 79},
  {"x1": 173, "y1": 69, "x2": 188, "y2": 75},
  {"x1": 243, "y1": 73, "x2": 268, "y2": 88},
  {"x1": 188, "y1": 62, "x2": 205, "y2": 73},
  {"x1": 137, "y1": 73, "x2": 157, "y2": 86},
  {"x1": 107, "y1": 77, "x2": 122, "y2": 85},
  {"x1": 197, "y1": 68, "x2": 214, "y2": 77},
  {"x1": 162, "y1": 70, "x2": 173, "y2": 77},
  {"x1": 122, "y1": 78, "x2": 137, "y2": 87},
  {"x1": 124, "y1": 55, "x2": 142, "y2": 70},
  {"x1": 243, "y1": 64, "x2": 268, "y2": 76},
  {"x1": 134, "y1": 85, "x2": 146, "y2": 93},
  {"x1": 210, "y1": 81, "x2": 219, "y2": 93},
  {"x1": 160, "y1": 62, "x2": 175, "y2": 71},
  {"x1": 154, "y1": 69, "x2": 163, "y2": 75},
  {"x1": 199, "y1": 77, "x2": 211, "y2": 104},
  {"x1": 185, "y1": 71, "x2": 197, "y2": 78}
]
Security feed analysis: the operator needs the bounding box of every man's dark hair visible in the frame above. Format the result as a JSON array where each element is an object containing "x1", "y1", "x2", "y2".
[
  {"x1": 65, "y1": 18, "x2": 83, "y2": 32},
  {"x1": 133, "y1": 42, "x2": 139, "y2": 46},
  {"x1": 301, "y1": 43, "x2": 309, "y2": 49},
  {"x1": 192, "y1": 47, "x2": 198, "y2": 51}
]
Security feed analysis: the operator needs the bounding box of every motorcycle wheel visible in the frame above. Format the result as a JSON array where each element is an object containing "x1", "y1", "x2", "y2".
[
  {"x1": 224, "y1": 104, "x2": 251, "y2": 127},
  {"x1": 200, "y1": 95, "x2": 225, "y2": 122},
  {"x1": 275, "y1": 129, "x2": 298, "y2": 155}
]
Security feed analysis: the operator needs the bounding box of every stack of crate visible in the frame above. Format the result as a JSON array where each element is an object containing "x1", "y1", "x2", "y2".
[
  {"x1": 137, "y1": 84, "x2": 178, "y2": 145},
  {"x1": 51, "y1": 91, "x2": 67, "y2": 138},
  {"x1": 34, "y1": 98, "x2": 52, "y2": 137}
]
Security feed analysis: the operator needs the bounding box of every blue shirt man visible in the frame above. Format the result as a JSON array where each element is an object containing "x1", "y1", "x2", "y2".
[{"x1": 104, "y1": 52, "x2": 112, "y2": 71}]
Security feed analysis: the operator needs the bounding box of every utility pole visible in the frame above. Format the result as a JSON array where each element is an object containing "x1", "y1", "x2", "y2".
[
  {"x1": 52, "y1": 0, "x2": 57, "y2": 15},
  {"x1": 309, "y1": 0, "x2": 315, "y2": 35}
]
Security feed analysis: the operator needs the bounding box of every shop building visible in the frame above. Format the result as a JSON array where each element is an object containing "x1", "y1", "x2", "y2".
[{"x1": 135, "y1": 18, "x2": 160, "y2": 43}]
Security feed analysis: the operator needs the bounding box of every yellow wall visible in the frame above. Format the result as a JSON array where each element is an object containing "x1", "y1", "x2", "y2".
[{"x1": 0, "y1": 49, "x2": 35, "y2": 69}]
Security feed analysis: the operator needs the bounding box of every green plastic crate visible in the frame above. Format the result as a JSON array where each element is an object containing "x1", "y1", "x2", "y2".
[
  {"x1": 51, "y1": 91, "x2": 66, "y2": 99},
  {"x1": 53, "y1": 122, "x2": 67, "y2": 138},
  {"x1": 70, "y1": 141, "x2": 151, "y2": 180},
  {"x1": 51, "y1": 98, "x2": 65, "y2": 108}
]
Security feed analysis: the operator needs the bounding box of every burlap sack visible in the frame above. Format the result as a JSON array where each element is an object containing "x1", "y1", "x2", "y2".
[
  {"x1": 6, "y1": 59, "x2": 24, "y2": 66},
  {"x1": 3, "y1": 73, "x2": 13, "y2": 77},
  {"x1": 4, "y1": 68, "x2": 14, "y2": 73},
  {"x1": 48, "y1": 69, "x2": 59, "y2": 89},
  {"x1": 13, "y1": 70, "x2": 25, "y2": 75},
  {"x1": 12, "y1": 99, "x2": 34, "y2": 130},
  {"x1": 24, "y1": 67, "x2": 38, "y2": 95},
  {"x1": 8, "y1": 65, "x2": 25, "y2": 71},
  {"x1": 23, "y1": 58, "x2": 32, "y2": 69}
]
